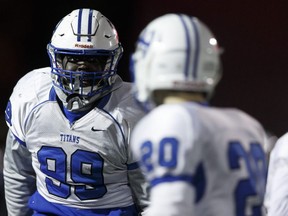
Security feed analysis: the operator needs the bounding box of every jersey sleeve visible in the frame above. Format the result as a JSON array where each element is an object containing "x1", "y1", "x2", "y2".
[
  {"x1": 5, "y1": 76, "x2": 31, "y2": 144},
  {"x1": 124, "y1": 100, "x2": 150, "y2": 211},
  {"x1": 264, "y1": 133, "x2": 288, "y2": 215},
  {"x1": 5, "y1": 68, "x2": 51, "y2": 144},
  {"x1": 126, "y1": 123, "x2": 150, "y2": 212},
  {"x1": 4, "y1": 68, "x2": 51, "y2": 215},
  {"x1": 127, "y1": 162, "x2": 150, "y2": 212},
  {"x1": 3, "y1": 129, "x2": 36, "y2": 216},
  {"x1": 113, "y1": 82, "x2": 150, "y2": 212},
  {"x1": 144, "y1": 181, "x2": 194, "y2": 216}
]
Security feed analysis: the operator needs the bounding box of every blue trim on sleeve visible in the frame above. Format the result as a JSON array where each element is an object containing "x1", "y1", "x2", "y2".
[
  {"x1": 13, "y1": 133, "x2": 26, "y2": 147},
  {"x1": 5, "y1": 100, "x2": 12, "y2": 126},
  {"x1": 150, "y1": 163, "x2": 206, "y2": 203},
  {"x1": 127, "y1": 162, "x2": 140, "y2": 170}
]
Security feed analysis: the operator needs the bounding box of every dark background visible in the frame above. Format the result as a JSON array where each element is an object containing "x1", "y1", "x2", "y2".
[
  {"x1": 1, "y1": 0, "x2": 288, "y2": 139},
  {"x1": 0, "y1": 0, "x2": 288, "y2": 136},
  {"x1": 0, "y1": 0, "x2": 287, "y2": 214},
  {"x1": 1, "y1": 0, "x2": 288, "y2": 138}
]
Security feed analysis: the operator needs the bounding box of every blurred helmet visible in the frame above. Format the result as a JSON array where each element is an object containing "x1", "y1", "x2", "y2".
[
  {"x1": 130, "y1": 13, "x2": 222, "y2": 109},
  {"x1": 47, "y1": 8, "x2": 123, "y2": 111}
]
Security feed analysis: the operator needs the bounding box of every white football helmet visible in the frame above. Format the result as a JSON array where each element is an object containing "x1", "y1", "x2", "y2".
[
  {"x1": 130, "y1": 13, "x2": 222, "y2": 109},
  {"x1": 47, "y1": 8, "x2": 123, "y2": 111}
]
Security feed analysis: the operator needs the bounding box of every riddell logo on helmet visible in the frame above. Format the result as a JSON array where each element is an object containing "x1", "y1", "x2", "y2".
[{"x1": 75, "y1": 44, "x2": 94, "y2": 48}]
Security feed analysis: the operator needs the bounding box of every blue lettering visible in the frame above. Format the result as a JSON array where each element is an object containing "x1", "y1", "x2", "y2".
[{"x1": 60, "y1": 133, "x2": 80, "y2": 144}]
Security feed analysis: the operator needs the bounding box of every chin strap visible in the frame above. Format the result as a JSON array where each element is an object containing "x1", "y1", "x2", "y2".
[
  {"x1": 66, "y1": 94, "x2": 86, "y2": 111},
  {"x1": 62, "y1": 76, "x2": 124, "y2": 112}
]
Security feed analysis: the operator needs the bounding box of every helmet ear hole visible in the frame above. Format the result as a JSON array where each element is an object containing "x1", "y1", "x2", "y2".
[{"x1": 47, "y1": 8, "x2": 123, "y2": 111}]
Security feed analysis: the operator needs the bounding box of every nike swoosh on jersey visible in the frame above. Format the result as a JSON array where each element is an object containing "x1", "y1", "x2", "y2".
[{"x1": 91, "y1": 127, "x2": 105, "y2": 132}]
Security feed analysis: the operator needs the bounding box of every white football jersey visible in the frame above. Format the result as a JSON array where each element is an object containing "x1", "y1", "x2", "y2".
[
  {"x1": 264, "y1": 133, "x2": 288, "y2": 216},
  {"x1": 131, "y1": 102, "x2": 267, "y2": 216},
  {"x1": 4, "y1": 67, "x2": 148, "y2": 215}
]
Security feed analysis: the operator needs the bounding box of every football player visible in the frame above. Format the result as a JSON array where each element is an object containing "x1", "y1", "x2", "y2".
[
  {"x1": 130, "y1": 13, "x2": 268, "y2": 216},
  {"x1": 4, "y1": 8, "x2": 148, "y2": 216},
  {"x1": 264, "y1": 133, "x2": 288, "y2": 215}
]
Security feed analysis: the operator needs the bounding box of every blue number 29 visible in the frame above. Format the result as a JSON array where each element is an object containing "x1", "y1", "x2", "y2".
[{"x1": 228, "y1": 141, "x2": 267, "y2": 216}]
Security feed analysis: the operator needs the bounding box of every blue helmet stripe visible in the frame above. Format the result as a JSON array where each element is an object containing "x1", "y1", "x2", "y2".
[
  {"x1": 77, "y1": 9, "x2": 83, "y2": 42},
  {"x1": 87, "y1": 9, "x2": 93, "y2": 42},
  {"x1": 190, "y1": 18, "x2": 200, "y2": 79},
  {"x1": 178, "y1": 15, "x2": 191, "y2": 79}
]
